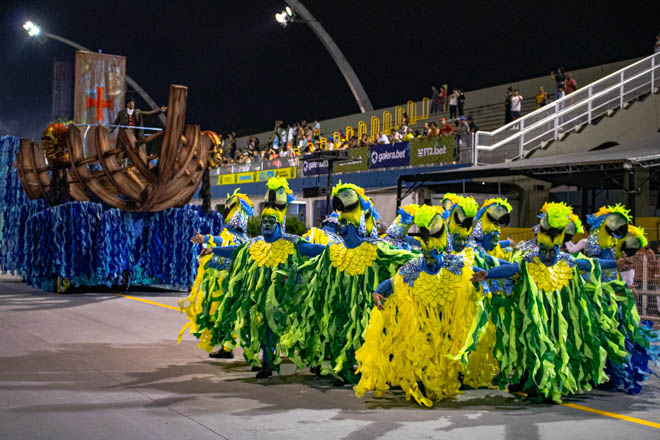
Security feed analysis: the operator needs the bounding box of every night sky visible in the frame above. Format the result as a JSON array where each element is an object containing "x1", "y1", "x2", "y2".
[{"x1": 1, "y1": 1, "x2": 658, "y2": 139}]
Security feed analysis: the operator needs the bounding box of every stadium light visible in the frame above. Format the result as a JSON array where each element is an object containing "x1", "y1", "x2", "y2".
[
  {"x1": 23, "y1": 21, "x2": 41, "y2": 37},
  {"x1": 285, "y1": 6, "x2": 293, "y2": 16},
  {"x1": 21, "y1": 19, "x2": 165, "y2": 124},
  {"x1": 275, "y1": 12, "x2": 287, "y2": 25}
]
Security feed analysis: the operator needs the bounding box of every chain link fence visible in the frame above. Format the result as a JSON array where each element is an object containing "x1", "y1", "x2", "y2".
[{"x1": 632, "y1": 253, "x2": 660, "y2": 322}]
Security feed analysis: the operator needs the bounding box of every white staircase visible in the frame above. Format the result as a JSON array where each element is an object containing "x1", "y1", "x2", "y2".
[{"x1": 473, "y1": 52, "x2": 660, "y2": 164}]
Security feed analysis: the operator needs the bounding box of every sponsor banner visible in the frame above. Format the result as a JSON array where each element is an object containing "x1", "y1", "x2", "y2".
[
  {"x1": 276, "y1": 166, "x2": 297, "y2": 179},
  {"x1": 236, "y1": 172, "x2": 256, "y2": 183},
  {"x1": 334, "y1": 147, "x2": 369, "y2": 173},
  {"x1": 302, "y1": 158, "x2": 329, "y2": 176},
  {"x1": 258, "y1": 169, "x2": 277, "y2": 182},
  {"x1": 218, "y1": 173, "x2": 236, "y2": 185},
  {"x1": 74, "y1": 51, "x2": 126, "y2": 125},
  {"x1": 369, "y1": 142, "x2": 410, "y2": 169},
  {"x1": 410, "y1": 136, "x2": 454, "y2": 165}
]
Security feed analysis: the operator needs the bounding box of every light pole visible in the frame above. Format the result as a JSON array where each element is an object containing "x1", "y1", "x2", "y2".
[
  {"x1": 274, "y1": 2, "x2": 373, "y2": 113},
  {"x1": 23, "y1": 21, "x2": 166, "y2": 124}
]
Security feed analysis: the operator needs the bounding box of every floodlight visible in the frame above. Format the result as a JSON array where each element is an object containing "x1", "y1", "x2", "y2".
[
  {"x1": 275, "y1": 12, "x2": 286, "y2": 23},
  {"x1": 285, "y1": 6, "x2": 293, "y2": 16},
  {"x1": 23, "y1": 20, "x2": 41, "y2": 37}
]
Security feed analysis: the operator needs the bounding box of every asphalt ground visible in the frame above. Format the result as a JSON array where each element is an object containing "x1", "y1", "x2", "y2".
[{"x1": 0, "y1": 275, "x2": 659, "y2": 440}]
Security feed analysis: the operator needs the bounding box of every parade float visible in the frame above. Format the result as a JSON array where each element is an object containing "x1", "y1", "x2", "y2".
[{"x1": 0, "y1": 50, "x2": 223, "y2": 292}]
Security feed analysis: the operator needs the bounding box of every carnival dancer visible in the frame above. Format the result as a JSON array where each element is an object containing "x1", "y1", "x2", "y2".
[
  {"x1": 441, "y1": 194, "x2": 500, "y2": 388},
  {"x1": 354, "y1": 205, "x2": 488, "y2": 407},
  {"x1": 381, "y1": 204, "x2": 421, "y2": 250},
  {"x1": 442, "y1": 194, "x2": 479, "y2": 252},
  {"x1": 198, "y1": 178, "x2": 325, "y2": 379},
  {"x1": 279, "y1": 182, "x2": 416, "y2": 383},
  {"x1": 302, "y1": 212, "x2": 342, "y2": 245},
  {"x1": 472, "y1": 202, "x2": 623, "y2": 402},
  {"x1": 471, "y1": 197, "x2": 515, "y2": 261},
  {"x1": 178, "y1": 189, "x2": 254, "y2": 359},
  {"x1": 583, "y1": 205, "x2": 657, "y2": 394}
]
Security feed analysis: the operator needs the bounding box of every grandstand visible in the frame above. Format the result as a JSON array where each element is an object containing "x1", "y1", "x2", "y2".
[{"x1": 205, "y1": 53, "x2": 659, "y2": 233}]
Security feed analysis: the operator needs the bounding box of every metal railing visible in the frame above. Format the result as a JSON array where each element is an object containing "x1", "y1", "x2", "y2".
[
  {"x1": 212, "y1": 157, "x2": 299, "y2": 175},
  {"x1": 632, "y1": 254, "x2": 660, "y2": 322},
  {"x1": 473, "y1": 52, "x2": 660, "y2": 165}
]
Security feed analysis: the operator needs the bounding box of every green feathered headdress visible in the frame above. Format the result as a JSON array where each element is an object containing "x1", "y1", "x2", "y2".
[
  {"x1": 539, "y1": 202, "x2": 573, "y2": 229},
  {"x1": 628, "y1": 225, "x2": 648, "y2": 248},
  {"x1": 588, "y1": 203, "x2": 632, "y2": 228},
  {"x1": 414, "y1": 204, "x2": 444, "y2": 229},
  {"x1": 568, "y1": 212, "x2": 584, "y2": 235}
]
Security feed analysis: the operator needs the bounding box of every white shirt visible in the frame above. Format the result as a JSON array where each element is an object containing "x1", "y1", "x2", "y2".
[
  {"x1": 565, "y1": 238, "x2": 587, "y2": 254},
  {"x1": 511, "y1": 95, "x2": 523, "y2": 112},
  {"x1": 391, "y1": 131, "x2": 402, "y2": 143},
  {"x1": 377, "y1": 134, "x2": 389, "y2": 144},
  {"x1": 449, "y1": 94, "x2": 458, "y2": 106},
  {"x1": 620, "y1": 269, "x2": 634, "y2": 287}
]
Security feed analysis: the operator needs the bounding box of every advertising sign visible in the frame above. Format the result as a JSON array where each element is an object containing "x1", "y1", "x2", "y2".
[
  {"x1": 334, "y1": 147, "x2": 369, "y2": 173},
  {"x1": 369, "y1": 142, "x2": 410, "y2": 169},
  {"x1": 410, "y1": 136, "x2": 455, "y2": 165}
]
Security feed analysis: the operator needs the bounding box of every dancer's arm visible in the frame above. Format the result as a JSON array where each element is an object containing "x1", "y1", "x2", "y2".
[
  {"x1": 298, "y1": 241, "x2": 326, "y2": 257},
  {"x1": 372, "y1": 278, "x2": 393, "y2": 311}
]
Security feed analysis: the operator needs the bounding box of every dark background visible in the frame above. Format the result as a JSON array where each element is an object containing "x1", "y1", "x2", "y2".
[{"x1": 1, "y1": 0, "x2": 658, "y2": 139}]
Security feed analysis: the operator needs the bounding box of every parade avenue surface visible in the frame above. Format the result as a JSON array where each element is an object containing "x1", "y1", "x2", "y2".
[{"x1": 1, "y1": 274, "x2": 658, "y2": 440}]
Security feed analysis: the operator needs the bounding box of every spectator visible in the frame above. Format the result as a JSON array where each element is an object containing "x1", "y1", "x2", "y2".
[
  {"x1": 422, "y1": 122, "x2": 430, "y2": 137},
  {"x1": 427, "y1": 122, "x2": 440, "y2": 137},
  {"x1": 359, "y1": 134, "x2": 369, "y2": 147},
  {"x1": 430, "y1": 86, "x2": 440, "y2": 114},
  {"x1": 551, "y1": 67, "x2": 565, "y2": 100},
  {"x1": 377, "y1": 131, "x2": 389, "y2": 144},
  {"x1": 439, "y1": 118, "x2": 453, "y2": 135},
  {"x1": 504, "y1": 87, "x2": 513, "y2": 124},
  {"x1": 278, "y1": 141, "x2": 290, "y2": 157},
  {"x1": 556, "y1": 85, "x2": 565, "y2": 100},
  {"x1": 454, "y1": 117, "x2": 469, "y2": 161},
  {"x1": 265, "y1": 145, "x2": 279, "y2": 160},
  {"x1": 313, "y1": 120, "x2": 321, "y2": 141},
  {"x1": 228, "y1": 132, "x2": 237, "y2": 159},
  {"x1": 441, "y1": 84, "x2": 449, "y2": 112},
  {"x1": 564, "y1": 73, "x2": 578, "y2": 95},
  {"x1": 655, "y1": 33, "x2": 660, "y2": 53},
  {"x1": 449, "y1": 89, "x2": 459, "y2": 119},
  {"x1": 402, "y1": 112, "x2": 410, "y2": 126},
  {"x1": 457, "y1": 89, "x2": 466, "y2": 117},
  {"x1": 391, "y1": 129, "x2": 402, "y2": 144},
  {"x1": 510, "y1": 89, "x2": 523, "y2": 119},
  {"x1": 467, "y1": 115, "x2": 479, "y2": 133},
  {"x1": 402, "y1": 127, "x2": 414, "y2": 141},
  {"x1": 536, "y1": 86, "x2": 549, "y2": 108}
]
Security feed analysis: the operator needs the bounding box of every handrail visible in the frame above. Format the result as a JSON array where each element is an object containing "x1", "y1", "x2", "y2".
[
  {"x1": 475, "y1": 64, "x2": 656, "y2": 152},
  {"x1": 478, "y1": 53, "x2": 658, "y2": 138},
  {"x1": 473, "y1": 52, "x2": 659, "y2": 163}
]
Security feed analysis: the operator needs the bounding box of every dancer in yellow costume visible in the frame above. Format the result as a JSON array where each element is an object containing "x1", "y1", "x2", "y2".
[
  {"x1": 279, "y1": 181, "x2": 415, "y2": 383},
  {"x1": 441, "y1": 194, "x2": 500, "y2": 389},
  {"x1": 354, "y1": 205, "x2": 488, "y2": 407},
  {"x1": 302, "y1": 212, "x2": 341, "y2": 245},
  {"x1": 471, "y1": 197, "x2": 515, "y2": 261},
  {"x1": 178, "y1": 189, "x2": 254, "y2": 358}
]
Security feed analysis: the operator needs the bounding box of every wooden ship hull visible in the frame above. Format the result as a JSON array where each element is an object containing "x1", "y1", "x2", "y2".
[{"x1": 15, "y1": 85, "x2": 210, "y2": 212}]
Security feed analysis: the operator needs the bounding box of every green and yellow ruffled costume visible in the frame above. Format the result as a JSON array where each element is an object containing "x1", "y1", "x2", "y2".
[
  {"x1": 354, "y1": 205, "x2": 489, "y2": 407},
  {"x1": 280, "y1": 182, "x2": 415, "y2": 382}
]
